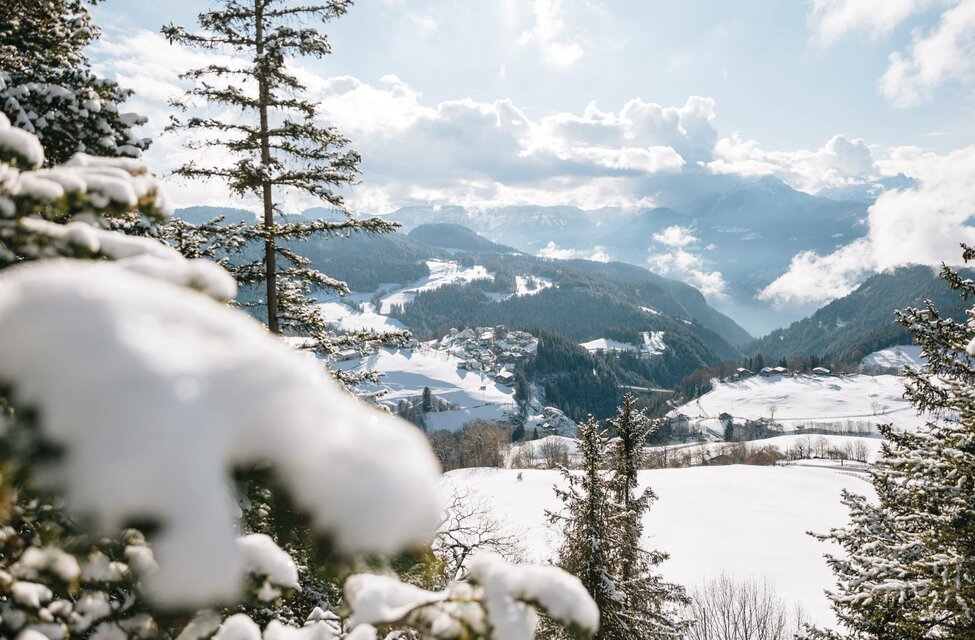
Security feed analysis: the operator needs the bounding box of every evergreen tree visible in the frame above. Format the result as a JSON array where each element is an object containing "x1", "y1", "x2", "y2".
[
  {"x1": 423, "y1": 386, "x2": 434, "y2": 413},
  {"x1": 803, "y1": 248, "x2": 975, "y2": 639},
  {"x1": 547, "y1": 416, "x2": 618, "y2": 639},
  {"x1": 163, "y1": 0, "x2": 408, "y2": 366},
  {"x1": 0, "y1": 0, "x2": 149, "y2": 165},
  {"x1": 606, "y1": 394, "x2": 689, "y2": 638}
]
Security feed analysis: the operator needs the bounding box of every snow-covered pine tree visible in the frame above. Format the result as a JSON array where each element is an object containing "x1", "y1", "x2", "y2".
[
  {"x1": 606, "y1": 393, "x2": 688, "y2": 638},
  {"x1": 0, "y1": 0, "x2": 149, "y2": 165},
  {"x1": 545, "y1": 415, "x2": 619, "y2": 639},
  {"x1": 163, "y1": 0, "x2": 408, "y2": 368},
  {"x1": 802, "y1": 249, "x2": 975, "y2": 640}
]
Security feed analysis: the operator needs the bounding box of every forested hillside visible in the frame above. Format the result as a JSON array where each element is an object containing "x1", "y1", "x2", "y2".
[{"x1": 749, "y1": 265, "x2": 973, "y2": 363}]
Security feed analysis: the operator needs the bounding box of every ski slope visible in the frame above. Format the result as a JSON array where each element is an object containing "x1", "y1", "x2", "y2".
[
  {"x1": 443, "y1": 465, "x2": 872, "y2": 628},
  {"x1": 334, "y1": 347, "x2": 517, "y2": 431},
  {"x1": 674, "y1": 373, "x2": 926, "y2": 433}
]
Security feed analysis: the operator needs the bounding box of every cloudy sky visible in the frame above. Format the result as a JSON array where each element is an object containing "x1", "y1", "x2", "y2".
[{"x1": 90, "y1": 0, "x2": 975, "y2": 307}]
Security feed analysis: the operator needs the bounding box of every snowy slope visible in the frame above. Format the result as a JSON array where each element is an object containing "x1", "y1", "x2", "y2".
[
  {"x1": 317, "y1": 258, "x2": 491, "y2": 330},
  {"x1": 334, "y1": 347, "x2": 517, "y2": 431},
  {"x1": 580, "y1": 331, "x2": 666, "y2": 356},
  {"x1": 580, "y1": 338, "x2": 638, "y2": 353},
  {"x1": 443, "y1": 466, "x2": 871, "y2": 627},
  {"x1": 674, "y1": 373, "x2": 925, "y2": 433},
  {"x1": 317, "y1": 300, "x2": 407, "y2": 333},
  {"x1": 379, "y1": 260, "x2": 492, "y2": 313},
  {"x1": 859, "y1": 345, "x2": 925, "y2": 372}
]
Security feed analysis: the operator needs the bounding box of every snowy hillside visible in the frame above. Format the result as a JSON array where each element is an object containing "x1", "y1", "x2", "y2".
[
  {"x1": 333, "y1": 347, "x2": 517, "y2": 431},
  {"x1": 672, "y1": 372, "x2": 925, "y2": 434},
  {"x1": 580, "y1": 331, "x2": 666, "y2": 356},
  {"x1": 859, "y1": 344, "x2": 924, "y2": 373},
  {"x1": 379, "y1": 259, "x2": 492, "y2": 313},
  {"x1": 444, "y1": 466, "x2": 871, "y2": 627}
]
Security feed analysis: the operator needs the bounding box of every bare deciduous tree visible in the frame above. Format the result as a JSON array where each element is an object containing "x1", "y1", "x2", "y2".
[
  {"x1": 539, "y1": 437, "x2": 570, "y2": 469},
  {"x1": 434, "y1": 487, "x2": 524, "y2": 584},
  {"x1": 685, "y1": 574, "x2": 806, "y2": 640}
]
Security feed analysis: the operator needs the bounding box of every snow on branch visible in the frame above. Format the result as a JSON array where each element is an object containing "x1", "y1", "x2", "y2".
[
  {"x1": 344, "y1": 553, "x2": 598, "y2": 640},
  {"x1": 0, "y1": 260, "x2": 442, "y2": 608},
  {"x1": 0, "y1": 112, "x2": 168, "y2": 220}
]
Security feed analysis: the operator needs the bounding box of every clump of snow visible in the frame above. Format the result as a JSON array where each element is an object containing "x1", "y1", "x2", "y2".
[
  {"x1": 0, "y1": 260, "x2": 442, "y2": 608},
  {"x1": 12, "y1": 547, "x2": 81, "y2": 583},
  {"x1": 469, "y1": 553, "x2": 598, "y2": 640},
  {"x1": 11, "y1": 582, "x2": 53, "y2": 609},
  {"x1": 19, "y1": 218, "x2": 235, "y2": 300},
  {"x1": 345, "y1": 554, "x2": 597, "y2": 640},
  {"x1": 237, "y1": 534, "x2": 299, "y2": 593},
  {"x1": 0, "y1": 113, "x2": 44, "y2": 168},
  {"x1": 345, "y1": 574, "x2": 451, "y2": 630}
]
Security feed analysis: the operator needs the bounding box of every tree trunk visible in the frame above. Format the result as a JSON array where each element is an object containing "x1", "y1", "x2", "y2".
[{"x1": 255, "y1": 0, "x2": 278, "y2": 333}]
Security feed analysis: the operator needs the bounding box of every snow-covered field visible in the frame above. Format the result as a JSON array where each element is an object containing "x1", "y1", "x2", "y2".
[
  {"x1": 444, "y1": 466, "x2": 868, "y2": 628},
  {"x1": 334, "y1": 347, "x2": 517, "y2": 431},
  {"x1": 675, "y1": 373, "x2": 925, "y2": 433},
  {"x1": 580, "y1": 331, "x2": 666, "y2": 356}
]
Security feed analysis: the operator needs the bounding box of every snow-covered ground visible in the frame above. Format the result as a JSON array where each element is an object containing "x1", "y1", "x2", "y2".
[
  {"x1": 580, "y1": 331, "x2": 666, "y2": 356},
  {"x1": 674, "y1": 373, "x2": 925, "y2": 433},
  {"x1": 444, "y1": 466, "x2": 870, "y2": 628},
  {"x1": 333, "y1": 347, "x2": 517, "y2": 431},
  {"x1": 580, "y1": 338, "x2": 638, "y2": 352},
  {"x1": 317, "y1": 258, "x2": 493, "y2": 330},
  {"x1": 317, "y1": 300, "x2": 406, "y2": 333},
  {"x1": 859, "y1": 344, "x2": 924, "y2": 372},
  {"x1": 647, "y1": 433, "x2": 885, "y2": 465},
  {"x1": 379, "y1": 260, "x2": 492, "y2": 313}
]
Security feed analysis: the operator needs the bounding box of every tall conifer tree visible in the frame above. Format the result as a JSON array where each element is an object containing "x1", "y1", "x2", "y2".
[
  {"x1": 163, "y1": 1, "x2": 406, "y2": 363},
  {"x1": 607, "y1": 393, "x2": 688, "y2": 638},
  {"x1": 803, "y1": 248, "x2": 975, "y2": 639}
]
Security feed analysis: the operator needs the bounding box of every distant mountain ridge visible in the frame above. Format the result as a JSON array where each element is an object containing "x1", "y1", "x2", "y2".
[
  {"x1": 379, "y1": 176, "x2": 872, "y2": 334},
  {"x1": 748, "y1": 265, "x2": 972, "y2": 364},
  {"x1": 173, "y1": 206, "x2": 751, "y2": 387}
]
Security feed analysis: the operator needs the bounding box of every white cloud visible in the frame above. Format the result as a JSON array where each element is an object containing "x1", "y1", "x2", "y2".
[
  {"x1": 518, "y1": 0, "x2": 585, "y2": 68},
  {"x1": 761, "y1": 144, "x2": 975, "y2": 305},
  {"x1": 539, "y1": 242, "x2": 611, "y2": 262},
  {"x1": 809, "y1": 0, "x2": 975, "y2": 107},
  {"x1": 708, "y1": 133, "x2": 877, "y2": 193},
  {"x1": 880, "y1": 0, "x2": 975, "y2": 107},
  {"x1": 647, "y1": 226, "x2": 727, "y2": 297},
  {"x1": 408, "y1": 15, "x2": 438, "y2": 34},
  {"x1": 653, "y1": 225, "x2": 698, "y2": 248},
  {"x1": 91, "y1": 30, "x2": 704, "y2": 211},
  {"x1": 808, "y1": 0, "x2": 926, "y2": 45}
]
